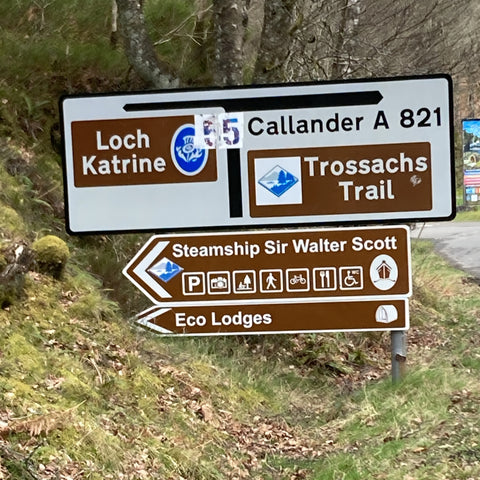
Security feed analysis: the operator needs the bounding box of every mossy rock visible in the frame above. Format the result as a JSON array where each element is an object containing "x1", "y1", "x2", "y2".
[{"x1": 32, "y1": 235, "x2": 70, "y2": 279}]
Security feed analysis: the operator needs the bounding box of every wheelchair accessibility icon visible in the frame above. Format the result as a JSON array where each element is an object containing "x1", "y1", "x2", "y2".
[{"x1": 339, "y1": 267, "x2": 363, "y2": 290}]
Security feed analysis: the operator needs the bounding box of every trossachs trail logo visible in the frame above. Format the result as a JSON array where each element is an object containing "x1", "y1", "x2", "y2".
[{"x1": 254, "y1": 156, "x2": 303, "y2": 206}]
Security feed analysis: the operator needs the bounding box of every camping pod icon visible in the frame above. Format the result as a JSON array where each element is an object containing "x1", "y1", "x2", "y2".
[
  {"x1": 369, "y1": 254, "x2": 398, "y2": 291},
  {"x1": 375, "y1": 305, "x2": 398, "y2": 324}
]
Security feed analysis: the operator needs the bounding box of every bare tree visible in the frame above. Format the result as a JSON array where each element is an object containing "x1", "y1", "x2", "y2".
[
  {"x1": 115, "y1": 0, "x2": 480, "y2": 98},
  {"x1": 348, "y1": 0, "x2": 467, "y2": 77},
  {"x1": 250, "y1": 0, "x2": 480, "y2": 85},
  {"x1": 251, "y1": 0, "x2": 358, "y2": 82},
  {"x1": 242, "y1": 0, "x2": 265, "y2": 83}
]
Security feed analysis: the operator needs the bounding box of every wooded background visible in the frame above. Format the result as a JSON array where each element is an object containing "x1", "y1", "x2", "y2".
[{"x1": 115, "y1": 0, "x2": 480, "y2": 124}]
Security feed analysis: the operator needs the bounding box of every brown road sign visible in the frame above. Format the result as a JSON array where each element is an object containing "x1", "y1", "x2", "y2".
[
  {"x1": 123, "y1": 225, "x2": 411, "y2": 305},
  {"x1": 248, "y1": 142, "x2": 432, "y2": 217},
  {"x1": 135, "y1": 299, "x2": 409, "y2": 336},
  {"x1": 70, "y1": 116, "x2": 218, "y2": 188}
]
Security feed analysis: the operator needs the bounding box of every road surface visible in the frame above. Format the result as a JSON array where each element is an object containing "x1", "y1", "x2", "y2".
[{"x1": 414, "y1": 221, "x2": 480, "y2": 279}]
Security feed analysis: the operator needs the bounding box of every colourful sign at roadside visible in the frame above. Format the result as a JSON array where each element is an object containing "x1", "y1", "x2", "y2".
[{"x1": 123, "y1": 225, "x2": 411, "y2": 308}]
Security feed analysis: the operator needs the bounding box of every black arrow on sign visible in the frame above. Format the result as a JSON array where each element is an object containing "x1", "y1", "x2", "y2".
[{"x1": 123, "y1": 90, "x2": 383, "y2": 113}]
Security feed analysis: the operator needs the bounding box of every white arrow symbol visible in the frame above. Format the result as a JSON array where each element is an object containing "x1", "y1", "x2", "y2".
[
  {"x1": 123, "y1": 237, "x2": 172, "y2": 303},
  {"x1": 135, "y1": 305, "x2": 173, "y2": 334}
]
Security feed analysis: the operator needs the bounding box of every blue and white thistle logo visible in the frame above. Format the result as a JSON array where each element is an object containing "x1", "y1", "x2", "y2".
[{"x1": 171, "y1": 124, "x2": 208, "y2": 176}]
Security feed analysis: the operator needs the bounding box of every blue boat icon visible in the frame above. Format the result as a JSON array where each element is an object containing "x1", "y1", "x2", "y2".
[{"x1": 258, "y1": 165, "x2": 299, "y2": 197}]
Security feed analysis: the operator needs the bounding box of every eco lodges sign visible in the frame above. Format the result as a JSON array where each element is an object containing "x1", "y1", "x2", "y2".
[{"x1": 60, "y1": 75, "x2": 454, "y2": 234}]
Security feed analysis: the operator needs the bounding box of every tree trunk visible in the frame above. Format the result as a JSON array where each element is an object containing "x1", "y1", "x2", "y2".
[
  {"x1": 330, "y1": 0, "x2": 350, "y2": 79},
  {"x1": 242, "y1": 0, "x2": 265, "y2": 83},
  {"x1": 212, "y1": 0, "x2": 247, "y2": 86},
  {"x1": 253, "y1": 0, "x2": 298, "y2": 83},
  {"x1": 116, "y1": 0, "x2": 178, "y2": 88}
]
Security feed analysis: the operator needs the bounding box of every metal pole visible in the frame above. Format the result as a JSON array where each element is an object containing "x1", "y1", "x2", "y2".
[{"x1": 391, "y1": 330, "x2": 407, "y2": 383}]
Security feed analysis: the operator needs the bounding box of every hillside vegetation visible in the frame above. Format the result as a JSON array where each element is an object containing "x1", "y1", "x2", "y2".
[{"x1": 1, "y1": 2, "x2": 480, "y2": 479}]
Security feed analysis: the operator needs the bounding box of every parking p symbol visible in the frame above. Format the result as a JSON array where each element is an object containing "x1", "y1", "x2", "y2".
[{"x1": 183, "y1": 273, "x2": 205, "y2": 295}]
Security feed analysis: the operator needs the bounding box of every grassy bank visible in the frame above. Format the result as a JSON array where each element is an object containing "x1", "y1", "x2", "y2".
[{"x1": 1, "y1": 237, "x2": 480, "y2": 479}]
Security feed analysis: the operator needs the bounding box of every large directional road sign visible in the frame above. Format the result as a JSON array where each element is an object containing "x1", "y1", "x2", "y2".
[
  {"x1": 123, "y1": 225, "x2": 411, "y2": 307},
  {"x1": 61, "y1": 75, "x2": 454, "y2": 234}
]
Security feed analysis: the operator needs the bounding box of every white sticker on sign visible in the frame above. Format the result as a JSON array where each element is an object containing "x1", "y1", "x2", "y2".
[{"x1": 194, "y1": 113, "x2": 243, "y2": 149}]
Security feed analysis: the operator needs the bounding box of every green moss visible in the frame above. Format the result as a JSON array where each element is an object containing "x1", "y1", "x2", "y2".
[
  {"x1": 51, "y1": 421, "x2": 125, "y2": 469},
  {"x1": 67, "y1": 290, "x2": 119, "y2": 322},
  {"x1": 3, "y1": 332, "x2": 46, "y2": 378},
  {"x1": 0, "y1": 204, "x2": 25, "y2": 235},
  {"x1": 59, "y1": 371, "x2": 102, "y2": 404},
  {"x1": 32, "y1": 235, "x2": 70, "y2": 279},
  {"x1": 0, "y1": 377, "x2": 35, "y2": 398}
]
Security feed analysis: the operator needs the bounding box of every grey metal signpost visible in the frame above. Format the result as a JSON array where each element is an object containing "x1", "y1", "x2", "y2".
[{"x1": 391, "y1": 330, "x2": 408, "y2": 383}]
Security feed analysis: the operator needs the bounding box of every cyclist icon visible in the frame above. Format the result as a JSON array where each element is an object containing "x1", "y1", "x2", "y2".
[
  {"x1": 289, "y1": 274, "x2": 307, "y2": 285},
  {"x1": 286, "y1": 269, "x2": 309, "y2": 292}
]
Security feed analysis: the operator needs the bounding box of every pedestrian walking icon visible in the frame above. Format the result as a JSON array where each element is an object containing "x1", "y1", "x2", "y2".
[{"x1": 260, "y1": 269, "x2": 283, "y2": 293}]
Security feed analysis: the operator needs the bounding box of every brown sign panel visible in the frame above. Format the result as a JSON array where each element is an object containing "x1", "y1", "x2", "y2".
[
  {"x1": 123, "y1": 226, "x2": 411, "y2": 305},
  {"x1": 71, "y1": 116, "x2": 217, "y2": 187},
  {"x1": 248, "y1": 142, "x2": 431, "y2": 217},
  {"x1": 136, "y1": 299, "x2": 409, "y2": 336}
]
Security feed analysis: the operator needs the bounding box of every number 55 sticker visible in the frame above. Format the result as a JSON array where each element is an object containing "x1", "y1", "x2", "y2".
[{"x1": 194, "y1": 113, "x2": 244, "y2": 149}]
